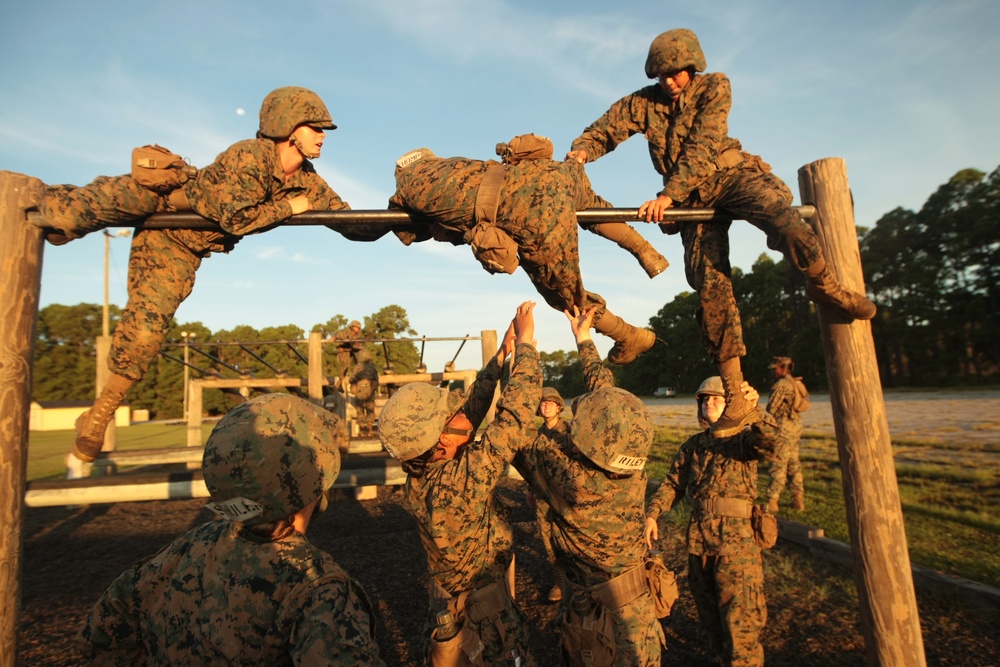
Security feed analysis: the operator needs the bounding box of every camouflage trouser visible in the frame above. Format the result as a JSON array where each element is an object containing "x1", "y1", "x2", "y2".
[
  {"x1": 681, "y1": 164, "x2": 824, "y2": 364},
  {"x1": 534, "y1": 496, "x2": 557, "y2": 566},
  {"x1": 351, "y1": 378, "x2": 377, "y2": 427},
  {"x1": 767, "y1": 422, "x2": 804, "y2": 500},
  {"x1": 497, "y1": 173, "x2": 608, "y2": 320},
  {"x1": 109, "y1": 230, "x2": 201, "y2": 380},
  {"x1": 42, "y1": 175, "x2": 165, "y2": 240},
  {"x1": 688, "y1": 550, "x2": 767, "y2": 667}
]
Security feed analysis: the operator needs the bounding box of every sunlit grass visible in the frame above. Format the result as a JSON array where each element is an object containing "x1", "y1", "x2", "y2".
[
  {"x1": 648, "y1": 430, "x2": 1000, "y2": 588},
  {"x1": 27, "y1": 422, "x2": 216, "y2": 482}
]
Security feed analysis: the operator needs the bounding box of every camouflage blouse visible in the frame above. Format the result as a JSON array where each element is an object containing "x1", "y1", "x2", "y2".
[
  {"x1": 77, "y1": 519, "x2": 384, "y2": 666},
  {"x1": 570, "y1": 73, "x2": 744, "y2": 205}
]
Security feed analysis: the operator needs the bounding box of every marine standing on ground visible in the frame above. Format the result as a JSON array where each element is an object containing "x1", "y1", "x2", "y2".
[
  {"x1": 764, "y1": 356, "x2": 806, "y2": 512},
  {"x1": 33, "y1": 86, "x2": 350, "y2": 464},
  {"x1": 347, "y1": 348, "x2": 380, "y2": 437},
  {"x1": 378, "y1": 301, "x2": 541, "y2": 666},
  {"x1": 644, "y1": 376, "x2": 780, "y2": 667},
  {"x1": 388, "y1": 133, "x2": 662, "y2": 365},
  {"x1": 514, "y1": 305, "x2": 665, "y2": 666},
  {"x1": 566, "y1": 28, "x2": 877, "y2": 437},
  {"x1": 76, "y1": 393, "x2": 384, "y2": 665},
  {"x1": 526, "y1": 386, "x2": 572, "y2": 603}
]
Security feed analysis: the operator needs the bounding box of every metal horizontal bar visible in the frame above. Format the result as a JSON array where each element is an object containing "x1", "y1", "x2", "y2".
[{"x1": 29, "y1": 206, "x2": 814, "y2": 231}]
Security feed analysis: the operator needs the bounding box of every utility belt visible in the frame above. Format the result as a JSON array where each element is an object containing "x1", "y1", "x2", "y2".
[
  {"x1": 464, "y1": 163, "x2": 519, "y2": 275},
  {"x1": 428, "y1": 564, "x2": 515, "y2": 667},
  {"x1": 694, "y1": 496, "x2": 754, "y2": 518},
  {"x1": 561, "y1": 564, "x2": 648, "y2": 667}
]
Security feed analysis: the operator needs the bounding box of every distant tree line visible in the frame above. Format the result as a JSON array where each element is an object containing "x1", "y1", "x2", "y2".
[{"x1": 32, "y1": 304, "x2": 421, "y2": 419}]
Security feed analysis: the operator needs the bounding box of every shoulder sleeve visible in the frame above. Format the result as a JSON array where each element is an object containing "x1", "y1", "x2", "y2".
[
  {"x1": 646, "y1": 438, "x2": 692, "y2": 518},
  {"x1": 570, "y1": 89, "x2": 652, "y2": 162},
  {"x1": 661, "y1": 73, "x2": 733, "y2": 203},
  {"x1": 578, "y1": 340, "x2": 613, "y2": 390},
  {"x1": 75, "y1": 565, "x2": 145, "y2": 663},
  {"x1": 485, "y1": 343, "x2": 542, "y2": 461}
]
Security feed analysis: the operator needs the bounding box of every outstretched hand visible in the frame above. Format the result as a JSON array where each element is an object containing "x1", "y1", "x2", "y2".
[
  {"x1": 563, "y1": 305, "x2": 599, "y2": 344},
  {"x1": 565, "y1": 149, "x2": 588, "y2": 164},
  {"x1": 513, "y1": 301, "x2": 536, "y2": 347}
]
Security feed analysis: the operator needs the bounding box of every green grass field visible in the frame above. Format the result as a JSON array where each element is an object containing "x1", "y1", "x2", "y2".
[
  {"x1": 647, "y1": 425, "x2": 1000, "y2": 589},
  {"x1": 26, "y1": 422, "x2": 217, "y2": 482}
]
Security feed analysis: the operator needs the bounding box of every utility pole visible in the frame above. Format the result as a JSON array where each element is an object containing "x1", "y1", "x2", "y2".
[
  {"x1": 181, "y1": 331, "x2": 196, "y2": 422},
  {"x1": 99, "y1": 229, "x2": 130, "y2": 452}
]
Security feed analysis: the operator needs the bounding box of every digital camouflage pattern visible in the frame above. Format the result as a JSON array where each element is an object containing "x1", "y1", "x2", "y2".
[
  {"x1": 644, "y1": 28, "x2": 706, "y2": 78},
  {"x1": 570, "y1": 70, "x2": 826, "y2": 364},
  {"x1": 41, "y1": 137, "x2": 349, "y2": 381},
  {"x1": 202, "y1": 393, "x2": 345, "y2": 526},
  {"x1": 765, "y1": 375, "x2": 805, "y2": 503},
  {"x1": 514, "y1": 340, "x2": 664, "y2": 666},
  {"x1": 378, "y1": 381, "x2": 454, "y2": 461},
  {"x1": 401, "y1": 344, "x2": 542, "y2": 665},
  {"x1": 388, "y1": 155, "x2": 613, "y2": 319},
  {"x1": 571, "y1": 386, "x2": 652, "y2": 474},
  {"x1": 258, "y1": 85, "x2": 337, "y2": 139},
  {"x1": 645, "y1": 401, "x2": 780, "y2": 667},
  {"x1": 76, "y1": 520, "x2": 384, "y2": 666},
  {"x1": 347, "y1": 356, "x2": 379, "y2": 432},
  {"x1": 532, "y1": 415, "x2": 572, "y2": 571}
]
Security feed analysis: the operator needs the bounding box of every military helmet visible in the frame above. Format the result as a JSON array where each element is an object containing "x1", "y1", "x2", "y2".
[
  {"x1": 378, "y1": 382, "x2": 453, "y2": 461},
  {"x1": 645, "y1": 28, "x2": 706, "y2": 79},
  {"x1": 202, "y1": 393, "x2": 344, "y2": 526},
  {"x1": 696, "y1": 375, "x2": 724, "y2": 398},
  {"x1": 538, "y1": 386, "x2": 565, "y2": 415},
  {"x1": 695, "y1": 375, "x2": 725, "y2": 428},
  {"x1": 769, "y1": 356, "x2": 793, "y2": 370},
  {"x1": 259, "y1": 86, "x2": 336, "y2": 140},
  {"x1": 496, "y1": 133, "x2": 554, "y2": 166},
  {"x1": 349, "y1": 320, "x2": 362, "y2": 329},
  {"x1": 570, "y1": 387, "x2": 652, "y2": 474}
]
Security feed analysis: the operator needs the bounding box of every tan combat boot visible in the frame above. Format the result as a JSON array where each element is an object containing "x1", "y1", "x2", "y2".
[
  {"x1": 593, "y1": 311, "x2": 656, "y2": 365},
  {"x1": 791, "y1": 493, "x2": 806, "y2": 511},
  {"x1": 767, "y1": 497, "x2": 780, "y2": 513},
  {"x1": 803, "y1": 258, "x2": 877, "y2": 321},
  {"x1": 711, "y1": 357, "x2": 759, "y2": 438},
  {"x1": 73, "y1": 373, "x2": 135, "y2": 462},
  {"x1": 588, "y1": 222, "x2": 669, "y2": 278}
]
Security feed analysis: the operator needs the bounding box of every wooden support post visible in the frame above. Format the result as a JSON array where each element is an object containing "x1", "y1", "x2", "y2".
[
  {"x1": 186, "y1": 379, "x2": 204, "y2": 448},
  {"x1": 480, "y1": 329, "x2": 499, "y2": 424},
  {"x1": 308, "y1": 331, "x2": 323, "y2": 405},
  {"x1": 0, "y1": 170, "x2": 46, "y2": 667},
  {"x1": 798, "y1": 158, "x2": 926, "y2": 667}
]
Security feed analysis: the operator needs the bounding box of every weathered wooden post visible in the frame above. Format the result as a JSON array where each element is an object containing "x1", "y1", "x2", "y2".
[
  {"x1": 798, "y1": 158, "x2": 926, "y2": 666},
  {"x1": 0, "y1": 171, "x2": 46, "y2": 667},
  {"x1": 308, "y1": 331, "x2": 324, "y2": 405}
]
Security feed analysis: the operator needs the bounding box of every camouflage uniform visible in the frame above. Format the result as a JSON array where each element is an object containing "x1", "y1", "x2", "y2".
[
  {"x1": 570, "y1": 76, "x2": 822, "y2": 364},
  {"x1": 765, "y1": 375, "x2": 804, "y2": 504},
  {"x1": 645, "y1": 405, "x2": 780, "y2": 667},
  {"x1": 532, "y1": 418, "x2": 572, "y2": 577},
  {"x1": 389, "y1": 156, "x2": 612, "y2": 319},
  {"x1": 77, "y1": 393, "x2": 383, "y2": 665},
  {"x1": 43, "y1": 137, "x2": 349, "y2": 381},
  {"x1": 77, "y1": 521, "x2": 383, "y2": 666},
  {"x1": 348, "y1": 356, "x2": 380, "y2": 433},
  {"x1": 403, "y1": 344, "x2": 542, "y2": 665},
  {"x1": 515, "y1": 341, "x2": 664, "y2": 666}
]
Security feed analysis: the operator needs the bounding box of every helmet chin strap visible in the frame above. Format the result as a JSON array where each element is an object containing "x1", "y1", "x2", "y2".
[{"x1": 291, "y1": 134, "x2": 320, "y2": 160}]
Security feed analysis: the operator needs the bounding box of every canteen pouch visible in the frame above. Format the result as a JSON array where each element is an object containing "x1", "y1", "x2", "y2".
[
  {"x1": 752, "y1": 504, "x2": 779, "y2": 550},
  {"x1": 464, "y1": 223, "x2": 519, "y2": 275},
  {"x1": 131, "y1": 144, "x2": 196, "y2": 193},
  {"x1": 560, "y1": 590, "x2": 616, "y2": 667},
  {"x1": 644, "y1": 553, "x2": 679, "y2": 618}
]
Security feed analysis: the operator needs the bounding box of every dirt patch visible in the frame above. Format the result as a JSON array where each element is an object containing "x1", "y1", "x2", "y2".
[{"x1": 17, "y1": 478, "x2": 998, "y2": 666}]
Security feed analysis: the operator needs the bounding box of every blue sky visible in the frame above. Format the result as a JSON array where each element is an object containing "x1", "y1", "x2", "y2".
[{"x1": 2, "y1": 0, "x2": 998, "y2": 372}]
